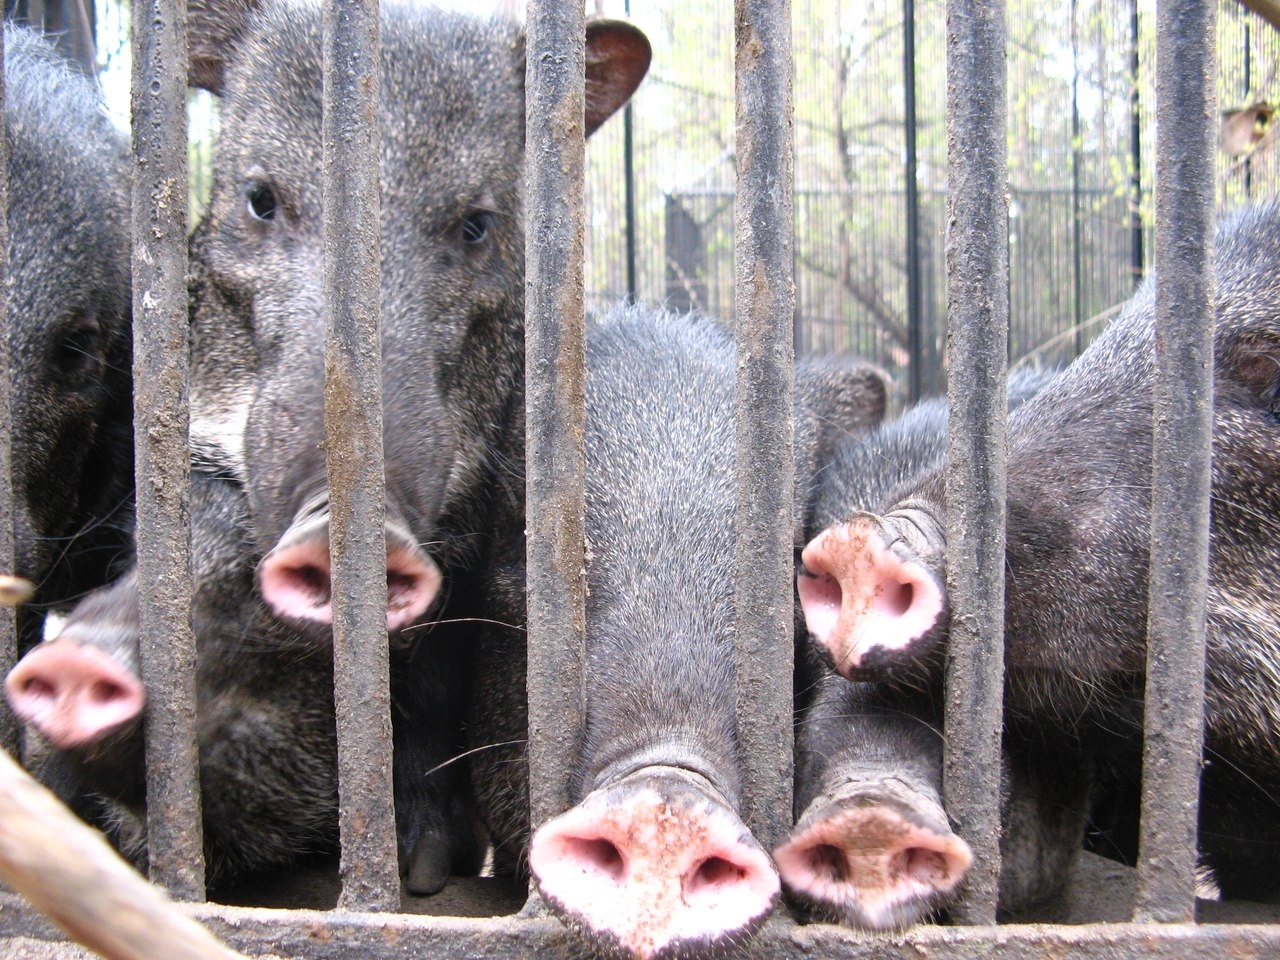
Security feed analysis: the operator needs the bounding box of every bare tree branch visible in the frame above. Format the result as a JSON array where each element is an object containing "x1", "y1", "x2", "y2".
[{"x1": 0, "y1": 748, "x2": 246, "y2": 960}]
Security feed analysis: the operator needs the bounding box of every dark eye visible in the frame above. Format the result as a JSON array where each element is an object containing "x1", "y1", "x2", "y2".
[
  {"x1": 461, "y1": 209, "x2": 493, "y2": 246},
  {"x1": 56, "y1": 316, "x2": 104, "y2": 380},
  {"x1": 246, "y1": 182, "x2": 278, "y2": 221}
]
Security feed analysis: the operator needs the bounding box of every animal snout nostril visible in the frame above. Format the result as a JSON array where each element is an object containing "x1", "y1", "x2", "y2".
[
  {"x1": 687, "y1": 855, "x2": 747, "y2": 895},
  {"x1": 387, "y1": 568, "x2": 430, "y2": 608},
  {"x1": 565, "y1": 836, "x2": 627, "y2": 883},
  {"x1": 88, "y1": 680, "x2": 129, "y2": 706},
  {"x1": 806, "y1": 843, "x2": 852, "y2": 884},
  {"x1": 383, "y1": 541, "x2": 442, "y2": 630},
  {"x1": 18, "y1": 676, "x2": 56, "y2": 701},
  {"x1": 260, "y1": 539, "x2": 336, "y2": 625},
  {"x1": 899, "y1": 846, "x2": 952, "y2": 885},
  {"x1": 881, "y1": 580, "x2": 914, "y2": 617},
  {"x1": 293, "y1": 564, "x2": 331, "y2": 604}
]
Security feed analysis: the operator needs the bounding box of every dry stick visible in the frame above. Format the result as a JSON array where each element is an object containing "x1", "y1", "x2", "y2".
[
  {"x1": 0, "y1": 748, "x2": 246, "y2": 960},
  {"x1": 0, "y1": 574, "x2": 33, "y2": 606}
]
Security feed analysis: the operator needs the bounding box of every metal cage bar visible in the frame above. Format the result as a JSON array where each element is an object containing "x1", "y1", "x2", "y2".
[
  {"x1": 130, "y1": 0, "x2": 204, "y2": 902},
  {"x1": 904, "y1": 0, "x2": 924, "y2": 406},
  {"x1": 321, "y1": 0, "x2": 400, "y2": 912},
  {"x1": 942, "y1": 0, "x2": 1009, "y2": 927},
  {"x1": 732, "y1": 0, "x2": 795, "y2": 855},
  {"x1": 1134, "y1": 0, "x2": 1215, "y2": 924},
  {"x1": 523, "y1": 0, "x2": 588, "y2": 835},
  {"x1": 0, "y1": 28, "x2": 16, "y2": 761}
]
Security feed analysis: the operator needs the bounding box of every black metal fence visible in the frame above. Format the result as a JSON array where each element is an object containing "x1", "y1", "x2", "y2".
[
  {"x1": 0, "y1": 0, "x2": 1274, "y2": 956},
  {"x1": 585, "y1": 0, "x2": 1280, "y2": 406}
]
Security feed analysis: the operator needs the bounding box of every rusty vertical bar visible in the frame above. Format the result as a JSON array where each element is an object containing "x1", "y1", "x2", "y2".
[
  {"x1": 524, "y1": 0, "x2": 587, "y2": 835},
  {"x1": 942, "y1": 0, "x2": 1007, "y2": 926},
  {"x1": 733, "y1": 0, "x2": 794, "y2": 854},
  {"x1": 131, "y1": 0, "x2": 204, "y2": 901},
  {"x1": 1129, "y1": 0, "x2": 1144, "y2": 286},
  {"x1": 0, "y1": 30, "x2": 16, "y2": 761},
  {"x1": 1133, "y1": 0, "x2": 1215, "y2": 924},
  {"x1": 904, "y1": 0, "x2": 924, "y2": 405},
  {"x1": 322, "y1": 0, "x2": 399, "y2": 912}
]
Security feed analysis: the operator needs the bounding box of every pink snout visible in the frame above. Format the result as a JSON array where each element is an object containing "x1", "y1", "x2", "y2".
[
  {"x1": 774, "y1": 779, "x2": 972, "y2": 930},
  {"x1": 798, "y1": 515, "x2": 944, "y2": 676},
  {"x1": 259, "y1": 514, "x2": 442, "y2": 633},
  {"x1": 530, "y1": 768, "x2": 779, "y2": 959},
  {"x1": 6, "y1": 640, "x2": 145, "y2": 749}
]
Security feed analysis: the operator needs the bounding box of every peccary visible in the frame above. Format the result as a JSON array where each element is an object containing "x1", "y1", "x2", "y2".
[
  {"x1": 779, "y1": 671, "x2": 1091, "y2": 929},
  {"x1": 797, "y1": 202, "x2": 1280, "y2": 900},
  {"x1": 184, "y1": 0, "x2": 650, "y2": 633},
  {"x1": 3, "y1": 23, "x2": 134, "y2": 647},
  {"x1": 802, "y1": 367, "x2": 1057, "y2": 553},
  {"x1": 780, "y1": 369, "x2": 1091, "y2": 929},
  {"x1": 7, "y1": 465, "x2": 339, "y2": 887},
  {"x1": 92, "y1": 0, "x2": 644, "y2": 893},
  {"x1": 6, "y1": 462, "x2": 485, "y2": 894},
  {"x1": 467, "y1": 305, "x2": 888, "y2": 959}
]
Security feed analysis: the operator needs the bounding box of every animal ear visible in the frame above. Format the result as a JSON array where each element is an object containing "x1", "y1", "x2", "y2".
[
  {"x1": 838, "y1": 365, "x2": 891, "y2": 431},
  {"x1": 188, "y1": 0, "x2": 262, "y2": 94},
  {"x1": 583, "y1": 20, "x2": 652, "y2": 137},
  {"x1": 804, "y1": 359, "x2": 892, "y2": 444},
  {"x1": 1220, "y1": 331, "x2": 1280, "y2": 409}
]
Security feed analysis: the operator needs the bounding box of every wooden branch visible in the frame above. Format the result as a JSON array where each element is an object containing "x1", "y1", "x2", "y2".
[
  {"x1": 0, "y1": 575, "x2": 34, "y2": 606},
  {"x1": 0, "y1": 748, "x2": 246, "y2": 960}
]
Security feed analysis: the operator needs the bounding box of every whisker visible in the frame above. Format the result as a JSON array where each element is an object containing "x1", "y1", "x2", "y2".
[{"x1": 414, "y1": 739, "x2": 528, "y2": 781}]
